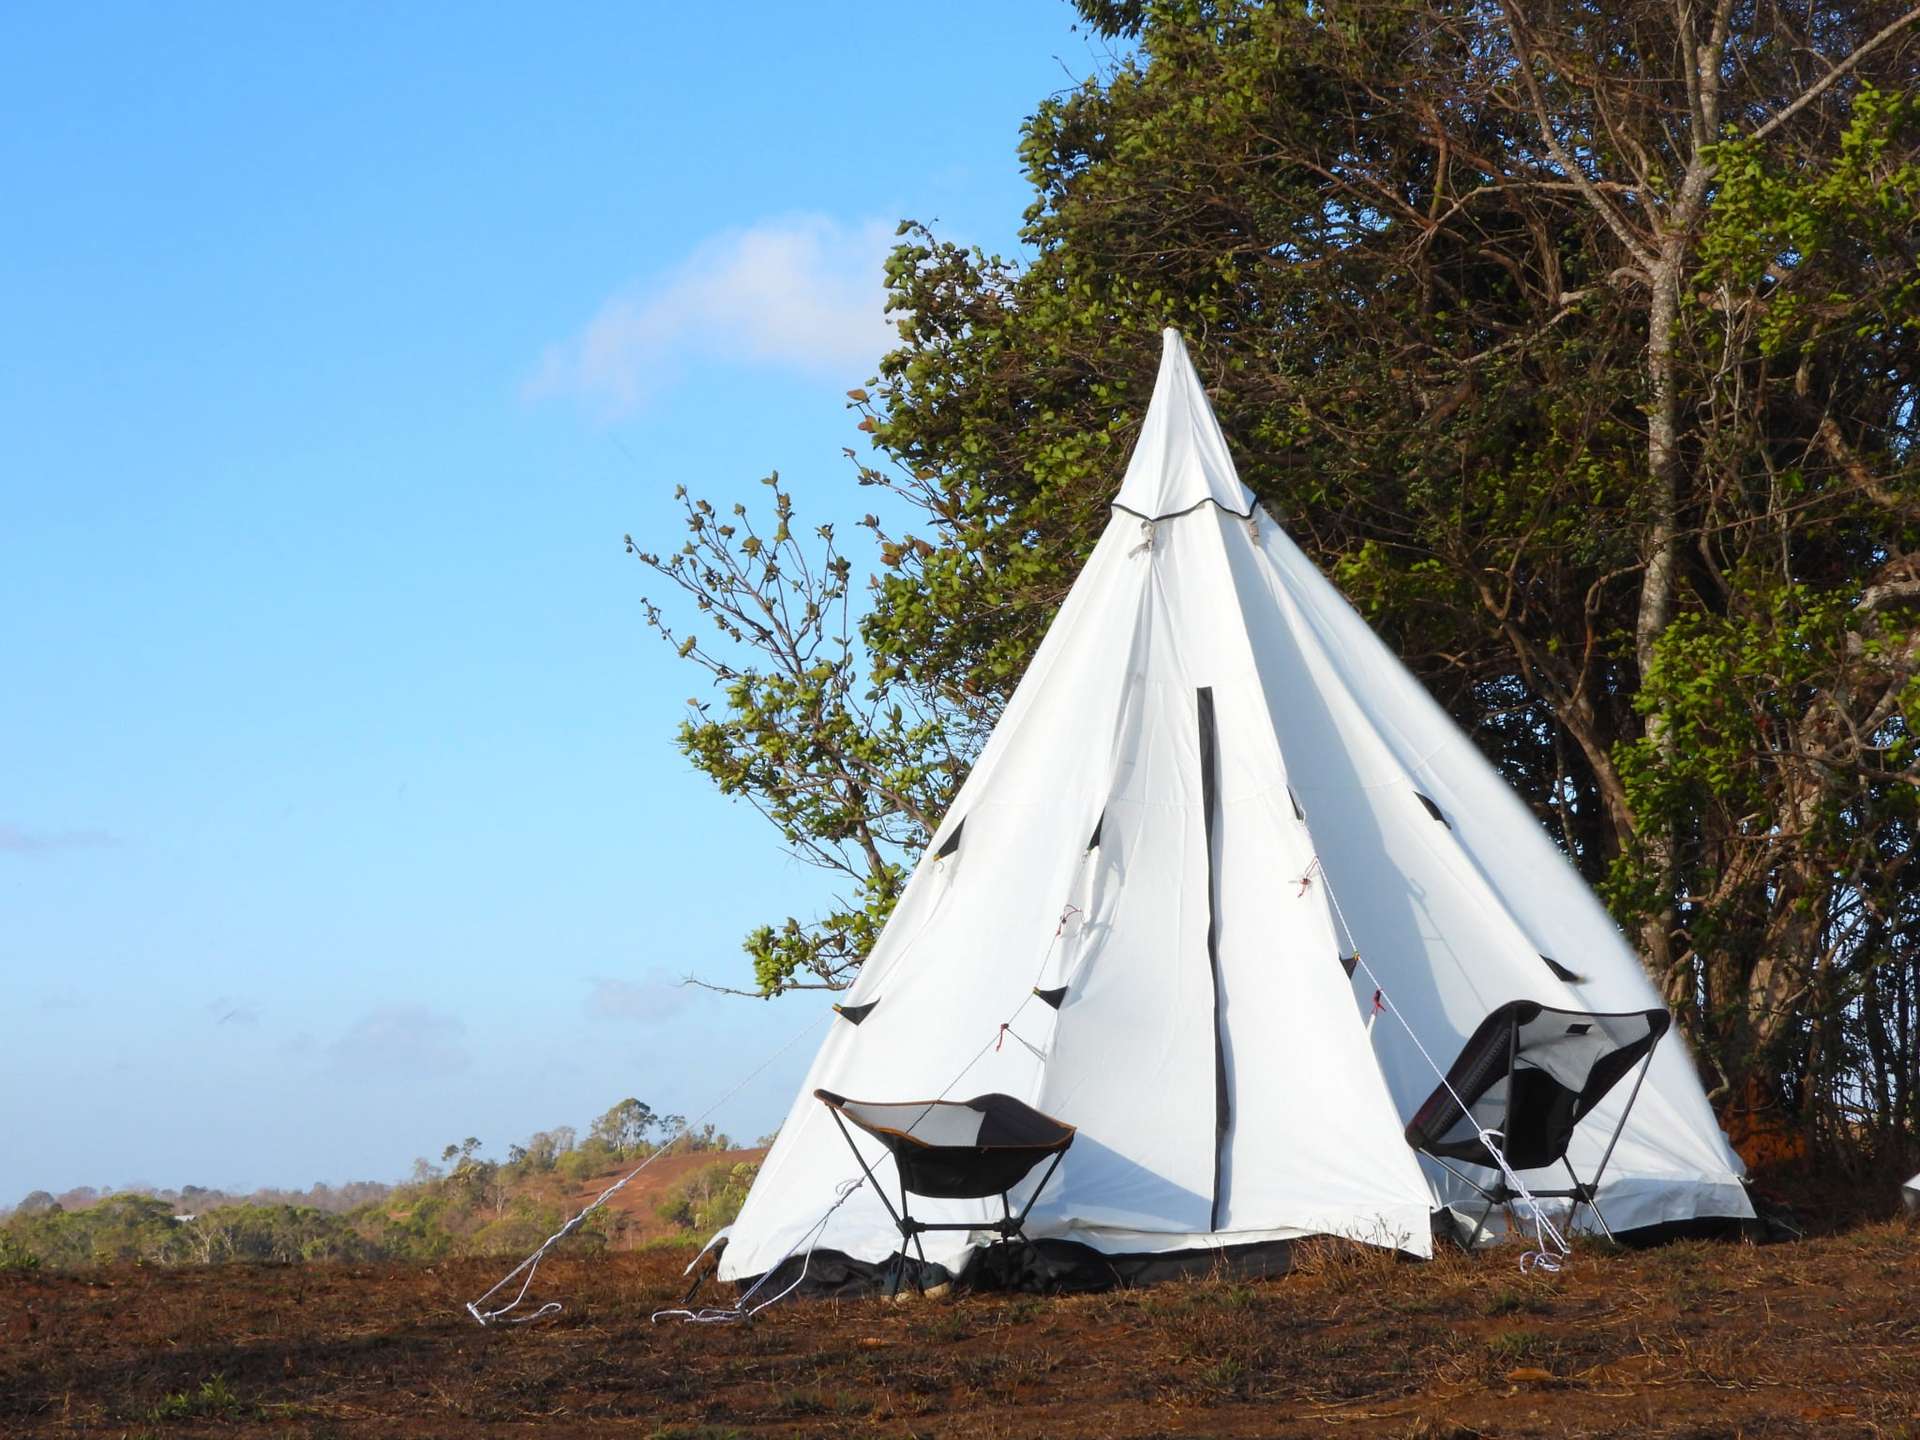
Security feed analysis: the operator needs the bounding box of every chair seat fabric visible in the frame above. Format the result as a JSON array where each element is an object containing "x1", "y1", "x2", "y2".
[
  {"x1": 1404, "y1": 1003, "x2": 1669, "y2": 1171},
  {"x1": 815, "y1": 1089, "x2": 1076, "y2": 1199}
]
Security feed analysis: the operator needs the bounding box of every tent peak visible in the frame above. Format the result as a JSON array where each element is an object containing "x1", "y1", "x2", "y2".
[{"x1": 1113, "y1": 329, "x2": 1256, "y2": 522}]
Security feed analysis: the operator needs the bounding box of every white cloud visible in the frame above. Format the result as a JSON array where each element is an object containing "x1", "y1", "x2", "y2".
[
  {"x1": 0, "y1": 823, "x2": 117, "y2": 856},
  {"x1": 585, "y1": 971, "x2": 697, "y2": 1026},
  {"x1": 525, "y1": 214, "x2": 896, "y2": 417},
  {"x1": 327, "y1": 1005, "x2": 469, "y2": 1078}
]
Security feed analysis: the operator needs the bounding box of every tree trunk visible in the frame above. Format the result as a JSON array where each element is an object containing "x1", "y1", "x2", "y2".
[{"x1": 1636, "y1": 241, "x2": 1688, "y2": 988}]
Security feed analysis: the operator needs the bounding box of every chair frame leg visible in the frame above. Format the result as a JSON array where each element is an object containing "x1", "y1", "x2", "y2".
[
  {"x1": 1416, "y1": 1015, "x2": 1670, "y2": 1255},
  {"x1": 1008, "y1": 1150, "x2": 1066, "y2": 1237},
  {"x1": 1462, "y1": 1196, "x2": 1499, "y2": 1251},
  {"x1": 1562, "y1": 1038, "x2": 1662, "y2": 1243},
  {"x1": 825, "y1": 1109, "x2": 914, "y2": 1296},
  {"x1": 823, "y1": 1108, "x2": 1074, "y2": 1294},
  {"x1": 1430, "y1": 1156, "x2": 1508, "y2": 1251},
  {"x1": 899, "y1": 1171, "x2": 928, "y2": 1295},
  {"x1": 1561, "y1": 1155, "x2": 1616, "y2": 1243}
]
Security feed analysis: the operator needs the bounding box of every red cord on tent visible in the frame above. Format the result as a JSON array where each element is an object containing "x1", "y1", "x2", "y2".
[{"x1": 1297, "y1": 857, "x2": 1323, "y2": 896}]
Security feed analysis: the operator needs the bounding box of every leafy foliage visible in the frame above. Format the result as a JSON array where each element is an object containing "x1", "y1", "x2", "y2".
[
  {"x1": 654, "y1": 1160, "x2": 760, "y2": 1233},
  {"x1": 640, "y1": 0, "x2": 1920, "y2": 1164},
  {"x1": 630, "y1": 477, "x2": 964, "y2": 992},
  {"x1": 590, "y1": 1098, "x2": 658, "y2": 1154}
]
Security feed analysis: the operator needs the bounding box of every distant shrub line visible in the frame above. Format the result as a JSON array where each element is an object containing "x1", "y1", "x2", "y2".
[{"x1": 1, "y1": 1098, "x2": 760, "y2": 1271}]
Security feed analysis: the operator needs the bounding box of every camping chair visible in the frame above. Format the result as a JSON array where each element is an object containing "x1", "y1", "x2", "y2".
[
  {"x1": 815, "y1": 1089, "x2": 1075, "y2": 1294},
  {"x1": 1403, "y1": 1002, "x2": 1670, "y2": 1247}
]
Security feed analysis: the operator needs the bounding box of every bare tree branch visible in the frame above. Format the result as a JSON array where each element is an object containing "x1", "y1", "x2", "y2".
[{"x1": 1750, "y1": 5, "x2": 1920, "y2": 143}]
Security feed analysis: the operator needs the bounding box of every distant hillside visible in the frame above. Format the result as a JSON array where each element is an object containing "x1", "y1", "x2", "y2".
[
  {"x1": 0, "y1": 1099, "x2": 765, "y2": 1271},
  {"x1": 10, "y1": 1177, "x2": 395, "y2": 1219}
]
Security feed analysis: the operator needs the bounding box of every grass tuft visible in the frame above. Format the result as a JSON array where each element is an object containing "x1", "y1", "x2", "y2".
[{"x1": 144, "y1": 1374, "x2": 247, "y2": 1423}]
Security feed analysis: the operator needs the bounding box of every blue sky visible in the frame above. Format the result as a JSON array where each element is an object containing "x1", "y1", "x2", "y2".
[{"x1": 1, "y1": 3, "x2": 1102, "y2": 1198}]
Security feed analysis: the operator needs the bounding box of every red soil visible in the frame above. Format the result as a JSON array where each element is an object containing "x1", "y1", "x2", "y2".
[
  {"x1": 6, "y1": 1218, "x2": 1920, "y2": 1437},
  {"x1": 568, "y1": 1147, "x2": 767, "y2": 1244}
]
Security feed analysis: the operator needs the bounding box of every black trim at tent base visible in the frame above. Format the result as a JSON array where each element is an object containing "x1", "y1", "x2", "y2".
[
  {"x1": 738, "y1": 1247, "x2": 960, "y2": 1301},
  {"x1": 1612, "y1": 1213, "x2": 1764, "y2": 1247},
  {"x1": 728, "y1": 1209, "x2": 1758, "y2": 1303},
  {"x1": 1433, "y1": 1206, "x2": 1758, "y2": 1251},
  {"x1": 733, "y1": 1236, "x2": 1309, "y2": 1300}
]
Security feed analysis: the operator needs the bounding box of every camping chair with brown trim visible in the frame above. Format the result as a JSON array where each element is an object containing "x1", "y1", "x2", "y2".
[
  {"x1": 814, "y1": 1089, "x2": 1075, "y2": 1294},
  {"x1": 1404, "y1": 1002, "x2": 1670, "y2": 1248}
]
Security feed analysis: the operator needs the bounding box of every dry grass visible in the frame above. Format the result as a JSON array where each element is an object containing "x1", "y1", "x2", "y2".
[{"x1": 4, "y1": 1219, "x2": 1920, "y2": 1437}]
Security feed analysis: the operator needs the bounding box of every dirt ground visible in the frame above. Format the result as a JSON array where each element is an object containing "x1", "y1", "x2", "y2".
[{"x1": 4, "y1": 1219, "x2": 1918, "y2": 1439}]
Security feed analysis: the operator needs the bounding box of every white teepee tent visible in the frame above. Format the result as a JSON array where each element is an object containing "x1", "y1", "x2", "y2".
[{"x1": 718, "y1": 330, "x2": 1751, "y2": 1289}]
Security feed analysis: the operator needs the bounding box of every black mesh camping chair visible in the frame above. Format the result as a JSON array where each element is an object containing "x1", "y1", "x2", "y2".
[
  {"x1": 815, "y1": 1089, "x2": 1075, "y2": 1293},
  {"x1": 1404, "y1": 1002, "x2": 1670, "y2": 1246}
]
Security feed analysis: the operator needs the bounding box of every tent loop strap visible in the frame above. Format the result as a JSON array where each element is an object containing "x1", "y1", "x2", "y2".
[
  {"x1": 996, "y1": 1023, "x2": 1047, "y2": 1060},
  {"x1": 1303, "y1": 854, "x2": 1571, "y2": 1274},
  {"x1": 650, "y1": 1175, "x2": 867, "y2": 1326},
  {"x1": 964, "y1": 887, "x2": 1090, "y2": 1085},
  {"x1": 464, "y1": 1008, "x2": 831, "y2": 1327},
  {"x1": 1129, "y1": 519, "x2": 1156, "y2": 556}
]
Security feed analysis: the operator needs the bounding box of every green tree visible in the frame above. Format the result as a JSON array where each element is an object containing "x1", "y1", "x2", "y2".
[
  {"x1": 654, "y1": 1161, "x2": 759, "y2": 1232},
  {"x1": 507, "y1": 1127, "x2": 571, "y2": 1175},
  {"x1": 630, "y1": 477, "x2": 963, "y2": 992},
  {"x1": 588, "y1": 1098, "x2": 656, "y2": 1154},
  {"x1": 643, "y1": 0, "x2": 1920, "y2": 1160}
]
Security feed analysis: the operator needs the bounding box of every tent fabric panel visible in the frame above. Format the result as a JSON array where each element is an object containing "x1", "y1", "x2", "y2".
[
  {"x1": 1208, "y1": 774, "x2": 1438, "y2": 1252},
  {"x1": 726, "y1": 810, "x2": 1093, "y2": 1274},
  {"x1": 1247, "y1": 516, "x2": 1752, "y2": 1227},
  {"x1": 1183, "y1": 509, "x2": 1437, "y2": 1253},
  {"x1": 837, "y1": 517, "x2": 1147, "y2": 1013},
  {"x1": 1030, "y1": 675, "x2": 1218, "y2": 1236},
  {"x1": 1110, "y1": 330, "x2": 1255, "y2": 522},
  {"x1": 720, "y1": 522, "x2": 1152, "y2": 1283},
  {"x1": 1222, "y1": 515, "x2": 1751, "y2": 1231}
]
